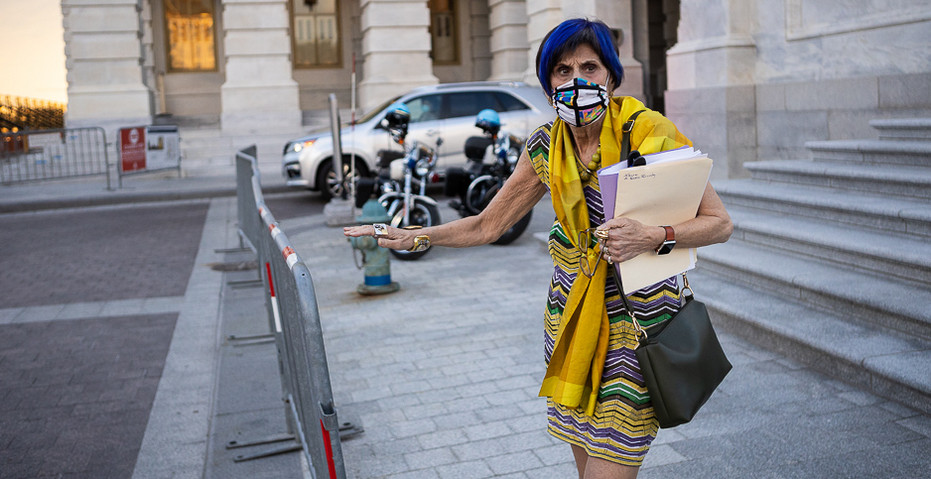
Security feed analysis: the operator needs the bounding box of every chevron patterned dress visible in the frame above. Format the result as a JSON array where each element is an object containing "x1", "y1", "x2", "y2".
[{"x1": 527, "y1": 122, "x2": 683, "y2": 466}]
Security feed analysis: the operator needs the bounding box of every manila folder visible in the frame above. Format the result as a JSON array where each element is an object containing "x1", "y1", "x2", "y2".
[{"x1": 612, "y1": 156, "x2": 713, "y2": 293}]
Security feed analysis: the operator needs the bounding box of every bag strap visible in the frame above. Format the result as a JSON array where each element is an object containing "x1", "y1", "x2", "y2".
[
  {"x1": 609, "y1": 108, "x2": 648, "y2": 340},
  {"x1": 608, "y1": 264, "x2": 695, "y2": 342},
  {"x1": 608, "y1": 265, "x2": 647, "y2": 340},
  {"x1": 620, "y1": 109, "x2": 646, "y2": 163}
]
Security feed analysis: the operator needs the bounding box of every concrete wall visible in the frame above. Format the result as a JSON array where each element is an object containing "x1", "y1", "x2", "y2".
[
  {"x1": 756, "y1": 72, "x2": 931, "y2": 161},
  {"x1": 666, "y1": 0, "x2": 931, "y2": 179}
]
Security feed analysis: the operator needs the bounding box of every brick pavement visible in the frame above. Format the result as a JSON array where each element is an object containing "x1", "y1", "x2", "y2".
[
  {"x1": 0, "y1": 199, "x2": 209, "y2": 479},
  {"x1": 0, "y1": 201, "x2": 208, "y2": 308},
  {"x1": 0, "y1": 313, "x2": 177, "y2": 479}
]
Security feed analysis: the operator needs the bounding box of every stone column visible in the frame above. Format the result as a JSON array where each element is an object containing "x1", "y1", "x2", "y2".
[
  {"x1": 468, "y1": 2, "x2": 492, "y2": 80},
  {"x1": 62, "y1": 0, "x2": 153, "y2": 131},
  {"x1": 664, "y1": 0, "x2": 757, "y2": 179},
  {"x1": 487, "y1": 0, "x2": 528, "y2": 82},
  {"x1": 589, "y1": 0, "x2": 644, "y2": 99},
  {"x1": 521, "y1": 0, "x2": 643, "y2": 98},
  {"x1": 358, "y1": 0, "x2": 438, "y2": 110},
  {"x1": 521, "y1": 0, "x2": 563, "y2": 86},
  {"x1": 220, "y1": 0, "x2": 301, "y2": 134}
]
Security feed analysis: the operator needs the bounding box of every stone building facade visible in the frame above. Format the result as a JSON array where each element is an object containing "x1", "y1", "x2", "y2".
[{"x1": 62, "y1": 0, "x2": 931, "y2": 175}]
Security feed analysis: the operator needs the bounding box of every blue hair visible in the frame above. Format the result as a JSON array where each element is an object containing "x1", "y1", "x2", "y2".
[{"x1": 535, "y1": 18, "x2": 624, "y2": 96}]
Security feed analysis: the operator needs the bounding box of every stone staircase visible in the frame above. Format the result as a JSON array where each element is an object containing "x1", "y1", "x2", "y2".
[
  {"x1": 175, "y1": 127, "x2": 305, "y2": 175},
  {"x1": 693, "y1": 118, "x2": 931, "y2": 414}
]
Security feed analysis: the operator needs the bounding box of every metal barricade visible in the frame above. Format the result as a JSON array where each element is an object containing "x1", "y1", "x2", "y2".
[
  {"x1": 0, "y1": 127, "x2": 110, "y2": 187},
  {"x1": 234, "y1": 146, "x2": 348, "y2": 478},
  {"x1": 235, "y1": 146, "x2": 262, "y2": 253}
]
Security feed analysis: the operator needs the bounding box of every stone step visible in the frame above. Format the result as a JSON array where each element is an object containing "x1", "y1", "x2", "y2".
[
  {"x1": 153, "y1": 113, "x2": 220, "y2": 130},
  {"x1": 176, "y1": 128, "x2": 300, "y2": 172},
  {"x1": 688, "y1": 269, "x2": 931, "y2": 414},
  {"x1": 698, "y1": 239, "x2": 931, "y2": 340},
  {"x1": 805, "y1": 139, "x2": 931, "y2": 167},
  {"x1": 870, "y1": 118, "x2": 931, "y2": 141},
  {"x1": 714, "y1": 179, "x2": 931, "y2": 237},
  {"x1": 727, "y1": 206, "x2": 931, "y2": 285},
  {"x1": 744, "y1": 160, "x2": 931, "y2": 200}
]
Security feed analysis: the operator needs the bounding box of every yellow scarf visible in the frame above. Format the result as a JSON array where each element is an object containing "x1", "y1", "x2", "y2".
[{"x1": 539, "y1": 97, "x2": 691, "y2": 416}]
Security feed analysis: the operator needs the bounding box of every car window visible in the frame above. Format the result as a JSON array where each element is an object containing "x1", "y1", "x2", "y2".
[
  {"x1": 495, "y1": 92, "x2": 531, "y2": 112},
  {"x1": 442, "y1": 91, "x2": 503, "y2": 120},
  {"x1": 405, "y1": 94, "x2": 443, "y2": 123},
  {"x1": 358, "y1": 95, "x2": 401, "y2": 125}
]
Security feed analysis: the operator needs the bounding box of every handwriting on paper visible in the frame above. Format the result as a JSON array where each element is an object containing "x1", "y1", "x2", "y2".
[{"x1": 622, "y1": 172, "x2": 656, "y2": 181}]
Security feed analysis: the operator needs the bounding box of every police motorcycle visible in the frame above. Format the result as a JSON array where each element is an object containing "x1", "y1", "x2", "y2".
[
  {"x1": 355, "y1": 102, "x2": 442, "y2": 260},
  {"x1": 444, "y1": 109, "x2": 532, "y2": 245}
]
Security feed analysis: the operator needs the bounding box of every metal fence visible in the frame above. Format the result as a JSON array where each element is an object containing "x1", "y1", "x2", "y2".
[
  {"x1": 235, "y1": 145, "x2": 264, "y2": 253},
  {"x1": 0, "y1": 127, "x2": 110, "y2": 187},
  {"x1": 235, "y1": 146, "x2": 348, "y2": 478}
]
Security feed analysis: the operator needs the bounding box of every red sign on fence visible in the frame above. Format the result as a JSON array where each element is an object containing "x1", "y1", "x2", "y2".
[{"x1": 119, "y1": 127, "x2": 146, "y2": 172}]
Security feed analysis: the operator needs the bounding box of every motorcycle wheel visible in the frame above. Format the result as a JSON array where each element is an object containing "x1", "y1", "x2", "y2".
[
  {"x1": 388, "y1": 200, "x2": 441, "y2": 261},
  {"x1": 464, "y1": 177, "x2": 496, "y2": 215},
  {"x1": 317, "y1": 157, "x2": 368, "y2": 201},
  {"x1": 479, "y1": 183, "x2": 532, "y2": 245}
]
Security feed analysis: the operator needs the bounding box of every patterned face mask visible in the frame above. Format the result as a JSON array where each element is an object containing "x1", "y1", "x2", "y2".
[{"x1": 551, "y1": 78, "x2": 609, "y2": 127}]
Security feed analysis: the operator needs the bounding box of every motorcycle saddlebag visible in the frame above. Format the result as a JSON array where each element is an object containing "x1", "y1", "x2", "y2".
[
  {"x1": 377, "y1": 149, "x2": 406, "y2": 169},
  {"x1": 354, "y1": 177, "x2": 378, "y2": 208},
  {"x1": 464, "y1": 136, "x2": 493, "y2": 161},
  {"x1": 444, "y1": 167, "x2": 472, "y2": 198}
]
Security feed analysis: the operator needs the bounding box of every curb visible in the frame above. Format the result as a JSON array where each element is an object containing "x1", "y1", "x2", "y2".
[{"x1": 0, "y1": 183, "x2": 294, "y2": 214}]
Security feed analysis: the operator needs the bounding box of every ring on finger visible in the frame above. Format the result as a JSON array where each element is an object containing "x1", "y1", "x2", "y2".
[
  {"x1": 373, "y1": 223, "x2": 388, "y2": 237},
  {"x1": 605, "y1": 253, "x2": 613, "y2": 264},
  {"x1": 594, "y1": 229, "x2": 610, "y2": 241}
]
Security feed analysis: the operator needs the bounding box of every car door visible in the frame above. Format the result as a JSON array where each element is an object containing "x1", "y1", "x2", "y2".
[{"x1": 434, "y1": 90, "x2": 503, "y2": 171}]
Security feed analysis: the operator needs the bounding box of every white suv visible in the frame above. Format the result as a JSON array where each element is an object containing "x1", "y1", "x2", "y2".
[{"x1": 281, "y1": 81, "x2": 554, "y2": 199}]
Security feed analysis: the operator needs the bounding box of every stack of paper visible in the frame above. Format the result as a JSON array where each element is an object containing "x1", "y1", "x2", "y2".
[{"x1": 597, "y1": 147, "x2": 713, "y2": 294}]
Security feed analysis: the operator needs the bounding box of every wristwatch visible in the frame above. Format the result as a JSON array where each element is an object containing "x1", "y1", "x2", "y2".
[
  {"x1": 409, "y1": 234, "x2": 431, "y2": 252},
  {"x1": 655, "y1": 225, "x2": 676, "y2": 255}
]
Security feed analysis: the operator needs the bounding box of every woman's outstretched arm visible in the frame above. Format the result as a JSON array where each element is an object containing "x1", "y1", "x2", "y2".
[{"x1": 343, "y1": 150, "x2": 547, "y2": 250}]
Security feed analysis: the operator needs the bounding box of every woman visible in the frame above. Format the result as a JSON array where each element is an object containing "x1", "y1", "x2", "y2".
[{"x1": 345, "y1": 18, "x2": 732, "y2": 479}]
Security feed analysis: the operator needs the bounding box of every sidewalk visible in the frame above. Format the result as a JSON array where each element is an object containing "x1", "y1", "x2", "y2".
[
  {"x1": 2, "y1": 169, "x2": 929, "y2": 478},
  {"x1": 0, "y1": 163, "x2": 289, "y2": 214}
]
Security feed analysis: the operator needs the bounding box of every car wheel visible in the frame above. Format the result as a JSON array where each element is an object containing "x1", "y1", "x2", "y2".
[{"x1": 317, "y1": 157, "x2": 369, "y2": 201}]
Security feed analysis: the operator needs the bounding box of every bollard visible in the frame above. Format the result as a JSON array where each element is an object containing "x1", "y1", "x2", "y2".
[{"x1": 349, "y1": 199, "x2": 400, "y2": 295}]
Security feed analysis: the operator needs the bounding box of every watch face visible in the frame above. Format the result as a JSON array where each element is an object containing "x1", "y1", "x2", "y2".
[{"x1": 656, "y1": 240, "x2": 676, "y2": 255}]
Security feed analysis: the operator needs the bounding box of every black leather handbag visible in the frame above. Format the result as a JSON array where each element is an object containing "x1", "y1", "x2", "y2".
[{"x1": 611, "y1": 269, "x2": 732, "y2": 428}]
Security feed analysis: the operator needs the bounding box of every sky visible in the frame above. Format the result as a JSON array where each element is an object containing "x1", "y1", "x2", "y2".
[{"x1": 0, "y1": 0, "x2": 68, "y2": 103}]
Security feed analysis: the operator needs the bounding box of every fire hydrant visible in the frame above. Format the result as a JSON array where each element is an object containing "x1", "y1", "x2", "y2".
[{"x1": 349, "y1": 198, "x2": 400, "y2": 295}]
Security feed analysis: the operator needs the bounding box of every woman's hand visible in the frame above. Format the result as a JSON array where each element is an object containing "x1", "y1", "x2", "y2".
[
  {"x1": 595, "y1": 218, "x2": 663, "y2": 263},
  {"x1": 343, "y1": 224, "x2": 415, "y2": 251}
]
